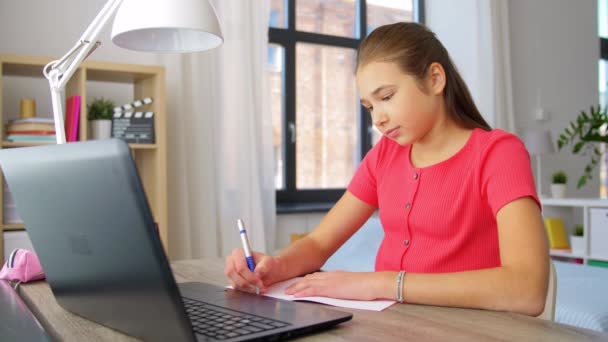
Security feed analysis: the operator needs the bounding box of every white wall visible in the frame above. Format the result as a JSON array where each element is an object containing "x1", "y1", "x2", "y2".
[{"x1": 508, "y1": 0, "x2": 599, "y2": 197}]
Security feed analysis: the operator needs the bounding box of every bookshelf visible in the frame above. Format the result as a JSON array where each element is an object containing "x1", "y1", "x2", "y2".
[
  {"x1": 541, "y1": 197, "x2": 608, "y2": 266},
  {"x1": 0, "y1": 54, "x2": 168, "y2": 263}
]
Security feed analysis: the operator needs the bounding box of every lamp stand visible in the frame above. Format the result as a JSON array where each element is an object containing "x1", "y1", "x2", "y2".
[{"x1": 42, "y1": 0, "x2": 124, "y2": 144}]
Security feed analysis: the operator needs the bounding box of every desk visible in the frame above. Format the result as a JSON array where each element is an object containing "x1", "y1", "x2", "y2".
[{"x1": 16, "y1": 258, "x2": 608, "y2": 341}]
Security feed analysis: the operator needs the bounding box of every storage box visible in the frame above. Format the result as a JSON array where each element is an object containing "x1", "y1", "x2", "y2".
[
  {"x1": 3, "y1": 231, "x2": 34, "y2": 261},
  {"x1": 589, "y1": 208, "x2": 608, "y2": 260}
]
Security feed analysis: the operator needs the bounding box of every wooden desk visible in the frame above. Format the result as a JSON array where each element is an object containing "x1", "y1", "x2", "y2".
[{"x1": 17, "y1": 258, "x2": 608, "y2": 341}]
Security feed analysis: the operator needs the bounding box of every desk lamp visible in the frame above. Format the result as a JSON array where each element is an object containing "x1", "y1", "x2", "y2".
[
  {"x1": 524, "y1": 129, "x2": 555, "y2": 197},
  {"x1": 43, "y1": 0, "x2": 223, "y2": 144}
]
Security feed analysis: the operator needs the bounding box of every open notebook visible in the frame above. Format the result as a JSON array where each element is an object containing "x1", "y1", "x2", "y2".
[{"x1": 231, "y1": 277, "x2": 395, "y2": 311}]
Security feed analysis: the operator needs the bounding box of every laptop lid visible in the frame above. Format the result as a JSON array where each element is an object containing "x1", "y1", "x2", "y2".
[{"x1": 0, "y1": 139, "x2": 195, "y2": 341}]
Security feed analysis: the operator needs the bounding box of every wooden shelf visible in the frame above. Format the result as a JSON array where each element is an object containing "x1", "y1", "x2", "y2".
[
  {"x1": 2, "y1": 223, "x2": 25, "y2": 231},
  {"x1": 0, "y1": 54, "x2": 168, "y2": 264},
  {"x1": 540, "y1": 197, "x2": 608, "y2": 207}
]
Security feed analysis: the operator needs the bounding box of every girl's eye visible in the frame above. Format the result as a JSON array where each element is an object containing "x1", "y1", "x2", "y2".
[{"x1": 382, "y1": 94, "x2": 393, "y2": 101}]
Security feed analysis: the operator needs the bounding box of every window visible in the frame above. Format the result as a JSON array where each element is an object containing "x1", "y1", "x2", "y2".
[{"x1": 269, "y1": 0, "x2": 424, "y2": 205}]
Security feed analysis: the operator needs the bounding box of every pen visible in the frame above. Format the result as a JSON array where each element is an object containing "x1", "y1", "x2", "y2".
[{"x1": 237, "y1": 219, "x2": 256, "y2": 272}]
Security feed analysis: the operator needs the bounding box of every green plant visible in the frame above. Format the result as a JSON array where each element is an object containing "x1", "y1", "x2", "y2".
[
  {"x1": 87, "y1": 97, "x2": 115, "y2": 121},
  {"x1": 551, "y1": 170, "x2": 567, "y2": 184},
  {"x1": 573, "y1": 224, "x2": 584, "y2": 237},
  {"x1": 557, "y1": 105, "x2": 608, "y2": 188}
]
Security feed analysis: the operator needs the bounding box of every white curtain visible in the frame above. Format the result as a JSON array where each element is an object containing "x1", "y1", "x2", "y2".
[
  {"x1": 157, "y1": 0, "x2": 275, "y2": 260},
  {"x1": 477, "y1": 0, "x2": 515, "y2": 132}
]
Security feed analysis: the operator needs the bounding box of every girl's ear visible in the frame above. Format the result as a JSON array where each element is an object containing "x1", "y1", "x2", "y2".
[{"x1": 428, "y1": 62, "x2": 446, "y2": 95}]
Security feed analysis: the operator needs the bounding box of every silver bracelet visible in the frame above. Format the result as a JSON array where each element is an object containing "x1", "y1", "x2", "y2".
[{"x1": 396, "y1": 270, "x2": 405, "y2": 303}]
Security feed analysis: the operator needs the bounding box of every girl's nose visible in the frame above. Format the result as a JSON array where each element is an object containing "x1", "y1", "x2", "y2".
[{"x1": 372, "y1": 111, "x2": 388, "y2": 127}]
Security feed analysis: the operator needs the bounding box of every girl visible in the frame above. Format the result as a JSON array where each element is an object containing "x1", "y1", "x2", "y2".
[{"x1": 225, "y1": 22, "x2": 549, "y2": 316}]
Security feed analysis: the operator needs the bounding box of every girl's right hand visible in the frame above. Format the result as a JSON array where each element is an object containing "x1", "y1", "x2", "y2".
[{"x1": 224, "y1": 248, "x2": 283, "y2": 294}]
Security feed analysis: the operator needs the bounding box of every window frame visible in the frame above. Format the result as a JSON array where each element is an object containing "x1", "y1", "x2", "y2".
[{"x1": 271, "y1": 0, "x2": 425, "y2": 207}]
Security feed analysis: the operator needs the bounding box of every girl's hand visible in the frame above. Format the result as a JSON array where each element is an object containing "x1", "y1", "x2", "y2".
[
  {"x1": 224, "y1": 248, "x2": 284, "y2": 293},
  {"x1": 285, "y1": 271, "x2": 385, "y2": 301}
]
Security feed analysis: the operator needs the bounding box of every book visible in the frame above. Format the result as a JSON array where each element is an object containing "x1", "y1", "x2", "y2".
[
  {"x1": 111, "y1": 111, "x2": 155, "y2": 144},
  {"x1": 5, "y1": 122, "x2": 55, "y2": 132},
  {"x1": 544, "y1": 218, "x2": 570, "y2": 249},
  {"x1": 5, "y1": 130, "x2": 55, "y2": 135},
  {"x1": 8, "y1": 117, "x2": 54, "y2": 124},
  {"x1": 5, "y1": 135, "x2": 56, "y2": 142},
  {"x1": 65, "y1": 95, "x2": 81, "y2": 142}
]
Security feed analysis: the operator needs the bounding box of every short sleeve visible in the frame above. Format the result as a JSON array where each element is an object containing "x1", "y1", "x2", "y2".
[
  {"x1": 347, "y1": 141, "x2": 381, "y2": 207},
  {"x1": 481, "y1": 133, "x2": 540, "y2": 216}
]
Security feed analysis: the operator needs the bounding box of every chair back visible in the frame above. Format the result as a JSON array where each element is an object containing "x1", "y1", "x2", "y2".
[{"x1": 537, "y1": 261, "x2": 557, "y2": 320}]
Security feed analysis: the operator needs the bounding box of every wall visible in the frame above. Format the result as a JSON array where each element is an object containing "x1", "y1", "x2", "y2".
[{"x1": 508, "y1": 0, "x2": 599, "y2": 197}]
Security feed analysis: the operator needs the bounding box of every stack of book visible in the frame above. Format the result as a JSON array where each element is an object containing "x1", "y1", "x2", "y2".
[{"x1": 4, "y1": 117, "x2": 56, "y2": 142}]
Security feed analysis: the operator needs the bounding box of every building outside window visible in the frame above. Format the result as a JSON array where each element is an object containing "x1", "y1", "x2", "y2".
[{"x1": 268, "y1": 0, "x2": 423, "y2": 206}]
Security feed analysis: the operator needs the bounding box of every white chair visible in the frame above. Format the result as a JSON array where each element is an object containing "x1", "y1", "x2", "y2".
[{"x1": 537, "y1": 261, "x2": 557, "y2": 321}]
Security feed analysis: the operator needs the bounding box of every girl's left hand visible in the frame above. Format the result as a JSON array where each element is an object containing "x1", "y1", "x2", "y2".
[{"x1": 284, "y1": 271, "x2": 384, "y2": 301}]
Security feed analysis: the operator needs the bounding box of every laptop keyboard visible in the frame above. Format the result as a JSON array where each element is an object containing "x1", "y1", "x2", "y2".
[{"x1": 183, "y1": 297, "x2": 291, "y2": 340}]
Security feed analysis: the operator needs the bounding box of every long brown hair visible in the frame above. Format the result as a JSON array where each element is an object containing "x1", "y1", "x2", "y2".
[{"x1": 357, "y1": 22, "x2": 491, "y2": 130}]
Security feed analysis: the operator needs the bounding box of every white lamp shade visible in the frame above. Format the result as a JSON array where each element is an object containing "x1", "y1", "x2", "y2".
[
  {"x1": 524, "y1": 129, "x2": 555, "y2": 155},
  {"x1": 111, "y1": 0, "x2": 223, "y2": 53}
]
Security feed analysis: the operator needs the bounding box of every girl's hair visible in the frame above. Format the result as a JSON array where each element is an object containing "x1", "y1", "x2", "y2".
[{"x1": 356, "y1": 22, "x2": 491, "y2": 131}]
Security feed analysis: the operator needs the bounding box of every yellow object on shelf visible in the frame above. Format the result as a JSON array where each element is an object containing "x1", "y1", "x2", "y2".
[{"x1": 544, "y1": 218, "x2": 570, "y2": 249}]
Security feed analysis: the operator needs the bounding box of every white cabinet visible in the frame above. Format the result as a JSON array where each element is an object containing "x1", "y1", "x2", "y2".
[
  {"x1": 541, "y1": 197, "x2": 608, "y2": 265},
  {"x1": 589, "y1": 208, "x2": 608, "y2": 260}
]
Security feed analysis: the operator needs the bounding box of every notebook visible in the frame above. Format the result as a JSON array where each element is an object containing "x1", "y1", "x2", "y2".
[{"x1": 0, "y1": 139, "x2": 352, "y2": 342}]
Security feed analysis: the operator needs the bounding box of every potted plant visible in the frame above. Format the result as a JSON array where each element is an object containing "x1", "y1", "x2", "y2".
[
  {"x1": 88, "y1": 97, "x2": 114, "y2": 139},
  {"x1": 557, "y1": 105, "x2": 608, "y2": 188},
  {"x1": 551, "y1": 170, "x2": 567, "y2": 198},
  {"x1": 570, "y1": 224, "x2": 586, "y2": 255}
]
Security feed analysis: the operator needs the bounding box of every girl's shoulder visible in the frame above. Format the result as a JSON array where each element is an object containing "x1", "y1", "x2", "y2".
[{"x1": 472, "y1": 128, "x2": 527, "y2": 153}]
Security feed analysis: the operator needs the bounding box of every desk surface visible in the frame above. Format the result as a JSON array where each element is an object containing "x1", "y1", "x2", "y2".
[{"x1": 16, "y1": 258, "x2": 608, "y2": 341}]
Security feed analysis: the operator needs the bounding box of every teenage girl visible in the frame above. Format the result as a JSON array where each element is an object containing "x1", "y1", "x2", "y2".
[{"x1": 225, "y1": 22, "x2": 549, "y2": 316}]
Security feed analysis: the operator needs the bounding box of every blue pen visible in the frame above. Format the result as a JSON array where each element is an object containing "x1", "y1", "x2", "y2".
[{"x1": 237, "y1": 219, "x2": 256, "y2": 272}]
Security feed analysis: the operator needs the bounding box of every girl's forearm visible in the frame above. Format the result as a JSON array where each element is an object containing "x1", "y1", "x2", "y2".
[
  {"x1": 275, "y1": 236, "x2": 332, "y2": 281},
  {"x1": 397, "y1": 266, "x2": 547, "y2": 315}
]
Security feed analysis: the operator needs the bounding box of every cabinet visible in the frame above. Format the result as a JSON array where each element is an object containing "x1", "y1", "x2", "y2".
[
  {"x1": 0, "y1": 54, "x2": 167, "y2": 264},
  {"x1": 542, "y1": 197, "x2": 608, "y2": 265}
]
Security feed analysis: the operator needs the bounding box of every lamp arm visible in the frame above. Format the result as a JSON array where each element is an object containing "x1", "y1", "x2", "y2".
[{"x1": 42, "y1": 0, "x2": 124, "y2": 144}]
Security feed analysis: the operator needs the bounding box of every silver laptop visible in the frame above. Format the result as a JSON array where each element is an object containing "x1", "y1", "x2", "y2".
[{"x1": 0, "y1": 139, "x2": 352, "y2": 341}]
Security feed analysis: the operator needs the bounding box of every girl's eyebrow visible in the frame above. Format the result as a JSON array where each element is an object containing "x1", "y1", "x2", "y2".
[{"x1": 360, "y1": 85, "x2": 395, "y2": 105}]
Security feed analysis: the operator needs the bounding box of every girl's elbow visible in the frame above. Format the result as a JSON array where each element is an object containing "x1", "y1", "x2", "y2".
[
  {"x1": 510, "y1": 282, "x2": 549, "y2": 316},
  {"x1": 518, "y1": 293, "x2": 547, "y2": 317}
]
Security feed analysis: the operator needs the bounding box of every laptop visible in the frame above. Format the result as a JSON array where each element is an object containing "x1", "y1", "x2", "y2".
[{"x1": 0, "y1": 139, "x2": 352, "y2": 341}]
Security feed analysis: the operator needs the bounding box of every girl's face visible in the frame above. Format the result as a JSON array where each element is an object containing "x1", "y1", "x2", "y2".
[{"x1": 356, "y1": 61, "x2": 445, "y2": 146}]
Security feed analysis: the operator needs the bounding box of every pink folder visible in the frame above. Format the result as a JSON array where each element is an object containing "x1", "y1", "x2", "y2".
[{"x1": 65, "y1": 95, "x2": 81, "y2": 142}]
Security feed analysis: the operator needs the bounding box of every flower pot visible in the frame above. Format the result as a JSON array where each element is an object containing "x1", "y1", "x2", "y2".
[
  {"x1": 89, "y1": 120, "x2": 112, "y2": 140},
  {"x1": 570, "y1": 235, "x2": 586, "y2": 255},
  {"x1": 550, "y1": 184, "x2": 567, "y2": 198}
]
